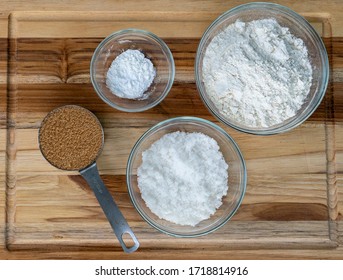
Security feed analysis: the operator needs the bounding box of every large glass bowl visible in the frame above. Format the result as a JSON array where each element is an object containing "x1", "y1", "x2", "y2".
[
  {"x1": 127, "y1": 117, "x2": 247, "y2": 237},
  {"x1": 90, "y1": 29, "x2": 175, "y2": 112},
  {"x1": 195, "y1": 2, "x2": 329, "y2": 135}
]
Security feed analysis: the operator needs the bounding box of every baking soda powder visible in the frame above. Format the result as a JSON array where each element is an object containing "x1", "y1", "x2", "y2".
[
  {"x1": 106, "y1": 49, "x2": 156, "y2": 99},
  {"x1": 137, "y1": 132, "x2": 229, "y2": 226},
  {"x1": 202, "y1": 18, "x2": 313, "y2": 128}
]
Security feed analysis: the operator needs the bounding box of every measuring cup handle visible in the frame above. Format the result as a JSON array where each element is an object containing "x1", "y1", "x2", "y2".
[{"x1": 80, "y1": 163, "x2": 139, "y2": 253}]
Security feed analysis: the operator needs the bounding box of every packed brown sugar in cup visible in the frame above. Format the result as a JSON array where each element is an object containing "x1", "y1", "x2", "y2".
[{"x1": 39, "y1": 106, "x2": 103, "y2": 171}]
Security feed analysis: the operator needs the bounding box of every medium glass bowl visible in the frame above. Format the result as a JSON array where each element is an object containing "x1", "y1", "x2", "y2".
[
  {"x1": 195, "y1": 2, "x2": 329, "y2": 135},
  {"x1": 127, "y1": 117, "x2": 247, "y2": 237},
  {"x1": 90, "y1": 29, "x2": 175, "y2": 112}
]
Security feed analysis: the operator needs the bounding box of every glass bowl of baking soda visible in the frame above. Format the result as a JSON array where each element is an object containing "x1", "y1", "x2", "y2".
[
  {"x1": 90, "y1": 29, "x2": 175, "y2": 112},
  {"x1": 195, "y1": 2, "x2": 329, "y2": 135},
  {"x1": 127, "y1": 117, "x2": 247, "y2": 237}
]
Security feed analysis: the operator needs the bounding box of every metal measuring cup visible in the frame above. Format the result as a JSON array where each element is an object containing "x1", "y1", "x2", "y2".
[{"x1": 38, "y1": 105, "x2": 139, "y2": 253}]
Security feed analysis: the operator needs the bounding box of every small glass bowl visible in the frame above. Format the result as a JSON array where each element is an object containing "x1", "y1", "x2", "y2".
[
  {"x1": 90, "y1": 29, "x2": 175, "y2": 112},
  {"x1": 195, "y1": 2, "x2": 329, "y2": 135},
  {"x1": 127, "y1": 117, "x2": 247, "y2": 237}
]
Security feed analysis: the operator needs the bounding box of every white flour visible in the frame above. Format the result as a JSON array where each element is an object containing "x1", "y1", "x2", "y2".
[
  {"x1": 202, "y1": 18, "x2": 313, "y2": 128},
  {"x1": 106, "y1": 49, "x2": 156, "y2": 99},
  {"x1": 137, "y1": 132, "x2": 229, "y2": 226}
]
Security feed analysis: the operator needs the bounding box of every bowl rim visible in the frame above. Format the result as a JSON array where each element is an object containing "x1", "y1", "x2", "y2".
[
  {"x1": 126, "y1": 116, "x2": 247, "y2": 237},
  {"x1": 195, "y1": 2, "x2": 329, "y2": 135},
  {"x1": 90, "y1": 28, "x2": 175, "y2": 113}
]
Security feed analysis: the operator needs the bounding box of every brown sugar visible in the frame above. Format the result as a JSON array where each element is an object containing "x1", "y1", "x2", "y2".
[{"x1": 39, "y1": 105, "x2": 104, "y2": 171}]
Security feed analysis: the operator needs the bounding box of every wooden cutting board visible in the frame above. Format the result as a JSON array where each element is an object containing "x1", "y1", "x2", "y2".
[{"x1": 1, "y1": 2, "x2": 343, "y2": 259}]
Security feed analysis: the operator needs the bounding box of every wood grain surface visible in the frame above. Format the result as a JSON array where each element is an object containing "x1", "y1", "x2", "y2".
[{"x1": 0, "y1": 0, "x2": 343, "y2": 259}]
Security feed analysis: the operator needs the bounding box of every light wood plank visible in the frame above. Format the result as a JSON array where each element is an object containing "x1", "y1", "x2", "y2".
[{"x1": 0, "y1": 0, "x2": 342, "y2": 36}]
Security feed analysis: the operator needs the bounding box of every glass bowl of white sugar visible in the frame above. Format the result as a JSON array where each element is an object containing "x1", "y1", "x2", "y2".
[
  {"x1": 195, "y1": 2, "x2": 329, "y2": 135},
  {"x1": 127, "y1": 117, "x2": 247, "y2": 237},
  {"x1": 90, "y1": 29, "x2": 175, "y2": 112}
]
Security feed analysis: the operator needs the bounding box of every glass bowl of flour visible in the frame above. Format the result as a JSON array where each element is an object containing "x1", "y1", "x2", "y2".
[
  {"x1": 195, "y1": 2, "x2": 329, "y2": 135},
  {"x1": 127, "y1": 117, "x2": 247, "y2": 237},
  {"x1": 91, "y1": 29, "x2": 175, "y2": 112}
]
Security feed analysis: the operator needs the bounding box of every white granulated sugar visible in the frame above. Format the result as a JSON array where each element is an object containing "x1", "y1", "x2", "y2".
[
  {"x1": 137, "y1": 131, "x2": 229, "y2": 226},
  {"x1": 202, "y1": 18, "x2": 313, "y2": 128},
  {"x1": 106, "y1": 49, "x2": 156, "y2": 99}
]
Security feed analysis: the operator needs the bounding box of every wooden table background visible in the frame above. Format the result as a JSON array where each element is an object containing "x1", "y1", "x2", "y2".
[{"x1": 0, "y1": 0, "x2": 342, "y2": 259}]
